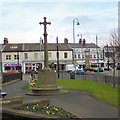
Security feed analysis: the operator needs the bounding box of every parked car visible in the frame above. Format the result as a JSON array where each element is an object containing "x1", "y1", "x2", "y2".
[
  {"x1": 65, "y1": 64, "x2": 75, "y2": 72},
  {"x1": 25, "y1": 69, "x2": 32, "y2": 74},
  {"x1": 93, "y1": 67, "x2": 104, "y2": 72},
  {"x1": 72, "y1": 68, "x2": 85, "y2": 75},
  {"x1": 6, "y1": 70, "x2": 19, "y2": 74},
  {"x1": 104, "y1": 66, "x2": 112, "y2": 71}
]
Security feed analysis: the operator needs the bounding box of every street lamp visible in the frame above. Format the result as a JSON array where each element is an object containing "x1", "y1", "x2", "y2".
[
  {"x1": 17, "y1": 51, "x2": 20, "y2": 72},
  {"x1": 77, "y1": 32, "x2": 83, "y2": 67},
  {"x1": 56, "y1": 36, "x2": 60, "y2": 78},
  {"x1": 73, "y1": 18, "x2": 80, "y2": 70}
]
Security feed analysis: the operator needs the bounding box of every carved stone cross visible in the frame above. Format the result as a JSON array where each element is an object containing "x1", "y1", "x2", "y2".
[{"x1": 39, "y1": 17, "x2": 51, "y2": 69}]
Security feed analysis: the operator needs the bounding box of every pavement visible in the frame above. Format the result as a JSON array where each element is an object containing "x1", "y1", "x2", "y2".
[{"x1": 2, "y1": 75, "x2": 119, "y2": 119}]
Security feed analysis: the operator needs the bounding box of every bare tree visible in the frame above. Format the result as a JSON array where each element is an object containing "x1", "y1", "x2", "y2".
[{"x1": 109, "y1": 29, "x2": 120, "y2": 87}]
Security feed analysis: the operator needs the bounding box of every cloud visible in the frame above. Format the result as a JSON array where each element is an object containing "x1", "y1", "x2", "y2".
[{"x1": 0, "y1": 2, "x2": 118, "y2": 46}]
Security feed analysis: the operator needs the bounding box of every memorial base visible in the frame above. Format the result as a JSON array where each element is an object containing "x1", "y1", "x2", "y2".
[{"x1": 27, "y1": 69, "x2": 67, "y2": 96}]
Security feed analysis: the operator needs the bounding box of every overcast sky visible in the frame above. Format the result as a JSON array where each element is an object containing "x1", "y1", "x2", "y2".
[{"x1": 0, "y1": 0, "x2": 118, "y2": 47}]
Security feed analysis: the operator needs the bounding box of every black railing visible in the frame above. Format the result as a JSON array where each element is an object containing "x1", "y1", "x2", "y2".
[
  {"x1": 57, "y1": 71, "x2": 119, "y2": 87},
  {"x1": 2, "y1": 72, "x2": 23, "y2": 84}
]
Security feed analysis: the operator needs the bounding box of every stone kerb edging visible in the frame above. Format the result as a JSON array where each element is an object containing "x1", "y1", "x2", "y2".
[{"x1": 1, "y1": 97, "x2": 82, "y2": 119}]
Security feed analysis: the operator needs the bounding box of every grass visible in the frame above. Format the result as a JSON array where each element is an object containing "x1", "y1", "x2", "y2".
[
  {"x1": 57, "y1": 79, "x2": 118, "y2": 107},
  {"x1": 23, "y1": 78, "x2": 118, "y2": 107}
]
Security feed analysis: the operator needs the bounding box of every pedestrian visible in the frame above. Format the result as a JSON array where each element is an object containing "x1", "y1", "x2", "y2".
[{"x1": 30, "y1": 70, "x2": 34, "y2": 81}]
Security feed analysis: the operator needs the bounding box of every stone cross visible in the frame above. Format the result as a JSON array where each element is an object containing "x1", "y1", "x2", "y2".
[{"x1": 39, "y1": 17, "x2": 51, "y2": 69}]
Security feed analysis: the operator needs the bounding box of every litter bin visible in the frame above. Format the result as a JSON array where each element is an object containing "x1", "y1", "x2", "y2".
[{"x1": 70, "y1": 72, "x2": 75, "y2": 79}]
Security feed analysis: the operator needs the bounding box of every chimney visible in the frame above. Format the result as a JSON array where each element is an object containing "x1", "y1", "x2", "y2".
[
  {"x1": 64, "y1": 38, "x2": 68, "y2": 44},
  {"x1": 4, "y1": 37, "x2": 8, "y2": 45},
  {"x1": 79, "y1": 39, "x2": 82, "y2": 44},
  {"x1": 83, "y1": 39, "x2": 86, "y2": 45}
]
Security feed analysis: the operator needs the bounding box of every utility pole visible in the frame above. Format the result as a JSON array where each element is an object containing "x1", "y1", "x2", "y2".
[
  {"x1": 17, "y1": 51, "x2": 19, "y2": 72},
  {"x1": 107, "y1": 44, "x2": 110, "y2": 71},
  {"x1": 56, "y1": 37, "x2": 60, "y2": 78}
]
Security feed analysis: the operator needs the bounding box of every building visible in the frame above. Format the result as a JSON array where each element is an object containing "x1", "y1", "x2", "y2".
[
  {"x1": 103, "y1": 45, "x2": 119, "y2": 68},
  {"x1": 1, "y1": 38, "x2": 73, "y2": 73},
  {"x1": 65, "y1": 38, "x2": 104, "y2": 68},
  {"x1": 1, "y1": 37, "x2": 104, "y2": 73}
]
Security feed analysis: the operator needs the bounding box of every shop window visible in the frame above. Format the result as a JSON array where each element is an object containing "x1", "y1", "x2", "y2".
[
  {"x1": 6, "y1": 55, "x2": 11, "y2": 60},
  {"x1": 5, "y1": 66, "x2": 10, "y2": 70}
]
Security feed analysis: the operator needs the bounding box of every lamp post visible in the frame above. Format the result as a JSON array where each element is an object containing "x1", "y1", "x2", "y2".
[
  {"x1": 17, "y1": 51, "x2": 19, "y2": 72},
  {"x1": 77, "y1": 32, "x2": 83, "y2": 68},
  {"x1": 73, "y1": 18, "x2": 80, "y2": 70},
  {"x1": 56, "y1": 36, "x2": 60, "y2": 78}
]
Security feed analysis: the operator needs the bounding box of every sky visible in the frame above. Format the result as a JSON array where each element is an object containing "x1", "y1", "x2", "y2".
[{"x1": 0, "y1": 0, "x2": 119, "y2": 47}]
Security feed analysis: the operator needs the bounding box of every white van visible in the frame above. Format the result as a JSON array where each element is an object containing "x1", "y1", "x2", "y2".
[{"x1": 65, "y1": 64, "x2": 75, "y2": 72}]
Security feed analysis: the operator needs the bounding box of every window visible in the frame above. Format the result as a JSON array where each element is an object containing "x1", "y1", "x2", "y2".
[
  {"x1": 48, "y1": 52, "x2": 52, "y2": 59},
  {"x1": 90, "y1": 55, "x2": 92, "y2": 59},
  {"x1": 5, "y1": 66, "x2": 10, "y2": 70},
  {"x1": 64, "y1": 52, "x2": 67, "y2": 58},
  {"x1": 34, "y1": 53, "x2": 38, "y2": 59},
  {"x1": 6, "y1": 55, "x2": 11, "y2": 60},
  {"x1": 82, "y1": 55, "x2": 84, "y2": 59},
  {"x1": 24, "y1": 53, "x2": 28, "y2": 59},
  {"x1": 78, "y1": 54, "x2": 81, "y2": 58},
  {"x1": 14, "y1": 55, "x2": 19, "y2": 60},
  {"x1": 94, "y1": 55, "x2": 96, "y2": 58}
]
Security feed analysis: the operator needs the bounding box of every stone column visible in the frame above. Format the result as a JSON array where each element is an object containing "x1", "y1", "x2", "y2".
[
  {"x1": 27, "y1": 17, "x2": 67, "y2": 96},
  {"x1": 85, "y1": 48, "x2": 90, "y2": 70}
]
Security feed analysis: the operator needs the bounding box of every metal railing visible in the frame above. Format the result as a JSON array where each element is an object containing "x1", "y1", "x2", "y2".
[
  {"x1": 57, "y1": 71, "x2": 119, "y2": 87},
  {"x1": 2, "y1": 72, "x2": 23, "y2": 84}
]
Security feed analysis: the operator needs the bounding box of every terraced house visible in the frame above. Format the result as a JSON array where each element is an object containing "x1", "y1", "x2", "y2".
[
  {"x1": 1, "y1": 38, "x2": 73, "y2": 73},
  {"x1": 1, "y1": 37, "x2": 104, "y2": 73}
]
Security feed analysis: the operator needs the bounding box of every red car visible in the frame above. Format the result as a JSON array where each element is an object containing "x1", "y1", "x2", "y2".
[{"x1": 25, "y1": 69, "x2": 32, "y2": 74}]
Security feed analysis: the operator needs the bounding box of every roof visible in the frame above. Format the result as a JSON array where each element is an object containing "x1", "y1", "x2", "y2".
[
  {"x1": 2, "y1": 42, "x2": 100, "y2": 52},
  {"x1": 2, "y1": 44, "x2": 23, "y2": 52},
  {"x1": 68, "y1": 43, "x2": 99, "y2": 48},
  {"x1": 2, "y1": 43, "x2": 73, "y2": 52},
  {"x1": 0, "y1": 44, "x2": 2, "y2": 51}
]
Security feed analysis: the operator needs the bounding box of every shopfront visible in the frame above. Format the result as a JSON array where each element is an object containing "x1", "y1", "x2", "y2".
[{"x1": 3, "y1": 62, "x2": 22, "y2": 73}]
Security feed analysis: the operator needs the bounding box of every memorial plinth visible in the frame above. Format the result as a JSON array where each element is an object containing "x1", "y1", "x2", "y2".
[
  {"x1": 27, "y1": 17, "x2": 67, "y2": 96},
  {"x1": 27, "y1": 69, "x2": 66, "y2": 96}
]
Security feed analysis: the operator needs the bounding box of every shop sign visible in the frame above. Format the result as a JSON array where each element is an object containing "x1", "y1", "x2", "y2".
[{"x1": 4, "y1": 63, "x2": 22, "y2": 67}]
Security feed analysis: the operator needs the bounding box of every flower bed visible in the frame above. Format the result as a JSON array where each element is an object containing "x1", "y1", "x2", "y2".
[
  {"x1": 2, "y1": 99, "x2": 81, "y2": 119},
  {"x1": 16, "y1": 103, "x2": 78, "y2": 118}
]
